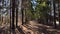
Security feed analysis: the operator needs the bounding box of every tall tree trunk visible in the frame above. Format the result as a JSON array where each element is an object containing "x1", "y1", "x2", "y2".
[
  {"x1": 11, "y1": 0, "x2": 15, "y2": 29},
  {"x1": 16, "y1": 0, "x2": 19, "y2": 27},
  {"x1": 0, "y1": 6, "x2": 1, "y2": 21},
  {"x1": 53, "y1": 0, "x2": 56, "y2": 28},
  {"x1": 58, "y1": 0, "x2": 60, "y2": 27},
  {"x1": 21, "y1": 0, "x2": 24, "y2": 25},
  {"x1": 21, "y1": 0, "x2": 28, "y2": 25}
]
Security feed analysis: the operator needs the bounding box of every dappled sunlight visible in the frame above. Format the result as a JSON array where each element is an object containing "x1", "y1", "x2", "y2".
[
  {"x1": 56, "y1": 20, "x2": 59, "y2": 25},
  {"x1": 0, "y1": 0, "x2": 60, "y2": 34}
]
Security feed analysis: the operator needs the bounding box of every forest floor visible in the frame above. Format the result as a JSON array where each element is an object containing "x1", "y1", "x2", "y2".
[
  {"x1": 0, "y1": 16, "x2": 60, "y2": 34},
  {"x1": 20, "y1": 21, "x2": 60, "y2": 34},
  {"x1": 0, "y1": 21, "x2": 60, "y2": 34}
]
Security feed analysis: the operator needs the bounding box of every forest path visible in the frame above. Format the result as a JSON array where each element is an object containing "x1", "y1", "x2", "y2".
[
  {"x1": 0, "y1": 16, "x2": 60, "y2": 34},
  {"x1": 20, "y1": 21, "x2": 60, "y2": 34}
]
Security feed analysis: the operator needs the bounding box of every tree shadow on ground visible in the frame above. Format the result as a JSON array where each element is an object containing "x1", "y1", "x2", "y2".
[
  {"x1": 0, "y1": 26, "x2": 25, "y2": 34},
  {"x1": 16, "y1": 26, "x2": 25, "y2": 34},
  {"x1": 11, "y1": 29, "x2": 16, "y2": 34},
  {"x1": 0, "y1": 28, "x2": 9, "y2": 34}
]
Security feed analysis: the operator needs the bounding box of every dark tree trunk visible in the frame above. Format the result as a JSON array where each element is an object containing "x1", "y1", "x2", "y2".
[
  {"x1": 16, "y1": 7, "x2": 18, "y2": 27},
  {"x1": 0, "y1": 6, "x2": 1, "y2": 21},
  {"x1": 53, "y1": 0, "x2": 56, "y2": 28},
  {"x1": 11, "y1": 0, "x2": 15, "y2": 29},
  {"x1": 21, "y1": 8, "x2": 24, "y2": 25},
  {"x1": 58, "y1": 0, "x2": 60, "y2": 28},
  {"x1": 21, "y1": 0, "x2": 25, "y2": 25},
  {"x1": 16, "y1": 0, "x2": 19, "y2": 27}
]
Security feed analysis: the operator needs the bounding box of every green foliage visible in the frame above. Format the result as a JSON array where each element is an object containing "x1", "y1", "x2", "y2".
[
  {"x1": 32, "y1": 0, "x2": 50, "y2": 20},
  {"x1": 25, "y1": 0, "x2": 50, "y2": 20}
]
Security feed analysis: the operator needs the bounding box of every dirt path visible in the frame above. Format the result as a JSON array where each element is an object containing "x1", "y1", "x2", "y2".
[{"x1": 0, "y1": 16, "x2": 60, "y2": 34}]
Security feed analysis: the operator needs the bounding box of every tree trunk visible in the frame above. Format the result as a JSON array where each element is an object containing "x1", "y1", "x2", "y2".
[
  {"x1": 58, "y1": 0, "x2": 60, "y2": 28},
  {"x1": 16, "y1": 0, "x2": 19, "y2": 27},
  {"x1": 11, "y1": 0, "x2": 15, "y2": 29},
  {"x1": 53, "y1": 0, "x2": 56, "y2": 28}
]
